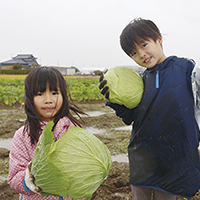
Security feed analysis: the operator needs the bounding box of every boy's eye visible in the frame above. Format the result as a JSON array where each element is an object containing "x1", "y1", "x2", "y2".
[
  {"x1": 142, "y1": 43, "x2": 147, "y2": 48},
  {"x1": 131, "y1": 52, "x2": 136, "y2": 57}
]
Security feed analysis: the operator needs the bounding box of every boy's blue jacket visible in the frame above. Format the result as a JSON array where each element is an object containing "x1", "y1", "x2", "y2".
[{"x1": 107, "y1": 56, "x2": 200, "y2": 198}]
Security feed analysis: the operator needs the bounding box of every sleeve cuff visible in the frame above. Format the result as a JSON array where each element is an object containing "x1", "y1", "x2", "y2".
[{"x1": 23, "y1": 177, "x2": 33, "y2": 193}]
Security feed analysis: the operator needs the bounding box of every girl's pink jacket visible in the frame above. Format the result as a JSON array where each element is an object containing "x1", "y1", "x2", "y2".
[{"x1": 8, "y1": 116, "x2": 85, "y2": 200}]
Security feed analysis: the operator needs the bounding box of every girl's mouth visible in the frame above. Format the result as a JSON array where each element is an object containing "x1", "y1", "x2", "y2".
[{"x1": 43, "y1": 107, "x2": 55, "y2": 111}]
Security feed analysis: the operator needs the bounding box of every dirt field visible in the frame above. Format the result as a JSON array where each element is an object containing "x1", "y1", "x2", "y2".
[{"x1": 0, "y1": 101, "x2": 199, "y2": 200}]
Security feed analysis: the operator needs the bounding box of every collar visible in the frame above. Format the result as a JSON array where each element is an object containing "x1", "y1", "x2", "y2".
[{"x1": 147, "y1": 56, "x2": 176, "y2": 72}]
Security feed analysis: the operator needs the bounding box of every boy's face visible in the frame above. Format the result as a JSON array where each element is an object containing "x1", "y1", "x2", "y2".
[{"x1": 130, "y1": 37, "x2": 166, "y2": 68}]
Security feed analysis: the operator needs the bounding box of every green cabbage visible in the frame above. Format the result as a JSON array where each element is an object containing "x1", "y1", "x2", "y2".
[
  {"x1": 104, "y1": 66, "x2": 144, "y2": 109},
  {"x1": 31, "y1": 121, "x2": 112, "y2": 200}
]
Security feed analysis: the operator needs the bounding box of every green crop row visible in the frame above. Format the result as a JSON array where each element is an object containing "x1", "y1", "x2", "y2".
[
  {"x1": 66, "y1": 79, "x2": 104, "y2": 102},
  {"x1": 0, "y1": 78, "x2": 104, "y2": 106}
]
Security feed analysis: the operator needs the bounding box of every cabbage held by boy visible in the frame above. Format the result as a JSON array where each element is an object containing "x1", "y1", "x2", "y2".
[
  {"x1": 31, "y1": 121, "x2": 112, "y2": 200},
  {"x1": 104, "y1": 66, "x2": 144, "y2": 109}
]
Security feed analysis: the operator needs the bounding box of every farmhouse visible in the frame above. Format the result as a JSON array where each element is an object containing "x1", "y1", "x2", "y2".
[
  {"x1": 0, "y1": 54, "x2": 76, "y2": 75},
  {"x1": 0, "y1": 54, "x2": 39, "y2": 69},
  {"x1": 50, "y1": 66, "x2": 76, "y2": 75}
]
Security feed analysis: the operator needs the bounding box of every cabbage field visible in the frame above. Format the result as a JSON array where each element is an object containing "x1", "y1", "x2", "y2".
[
  {"x1": 0, "y1": 76, "x2": 199, "y2": 200},
  {"x1": 0, "y1": 77, "x2": 104, "y2": 106}
]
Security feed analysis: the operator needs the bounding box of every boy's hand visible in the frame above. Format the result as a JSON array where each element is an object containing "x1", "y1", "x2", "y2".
[
  {"x1": 99, "y1": 75, "x2": 110, "y2": 99},
  {"x1": 25, "y1": 161, "x2": 42, "y2": 195}
]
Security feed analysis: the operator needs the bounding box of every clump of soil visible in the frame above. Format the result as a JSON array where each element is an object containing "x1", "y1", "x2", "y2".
[
  {"x1": 91, "y1": 162, "x2": 132, "y2": 200},
  {"x1": 0, "y1": 101, "x2": 199, "y2": 200}
]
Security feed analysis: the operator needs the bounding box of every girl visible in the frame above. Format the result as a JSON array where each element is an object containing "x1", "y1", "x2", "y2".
[
  {"x1": 99, "y1": 18, "x2": 200, "y2": 200},
  {"x1": 8, "y1": 67, "x2": 86, "y2": 200}
]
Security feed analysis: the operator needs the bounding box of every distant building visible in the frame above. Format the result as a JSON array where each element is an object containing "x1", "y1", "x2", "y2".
[
  {"x1": 51, "y1": 66, "x2": 76, "y2": 75},
  {"x1": 0, "y1": 54, "x2": 39, "y2": 69}
]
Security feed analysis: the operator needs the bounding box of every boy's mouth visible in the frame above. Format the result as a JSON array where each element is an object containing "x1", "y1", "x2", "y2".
[{"x1": 144, "y1": 57, "x2": 151, "y2": 63}]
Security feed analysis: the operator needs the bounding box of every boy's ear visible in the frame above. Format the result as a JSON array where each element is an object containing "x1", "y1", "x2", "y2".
[{"x1": 158, "y1": 36, "x2": 163, "y2": 45}]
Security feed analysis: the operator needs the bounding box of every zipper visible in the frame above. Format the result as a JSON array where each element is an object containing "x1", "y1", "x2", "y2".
[{"x1": 156, "y1": 70, "x2": 159, "y2": 88}]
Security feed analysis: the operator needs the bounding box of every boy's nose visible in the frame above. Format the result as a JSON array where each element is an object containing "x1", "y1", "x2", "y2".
[{"x1": 138, "y1": 49, "x2": 145, "y2": 58}]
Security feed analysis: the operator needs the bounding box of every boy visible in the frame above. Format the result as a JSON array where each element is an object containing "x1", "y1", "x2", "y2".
[{"x1": 99, "y1": 18, "x2": 200, "y2": 200}]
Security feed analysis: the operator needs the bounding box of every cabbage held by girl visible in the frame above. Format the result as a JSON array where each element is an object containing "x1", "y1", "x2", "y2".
[{"x1": 31, "y1": 121, "x2": 112, "y2": 200}]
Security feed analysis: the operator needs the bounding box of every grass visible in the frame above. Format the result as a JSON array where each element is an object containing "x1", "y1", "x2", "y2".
[
  {"x1": 0, "y1": 74, "x2": 27, "y2": 80},
  {"x1": 0, "y1": 74, "x2": 99, "y2": 80},
  {"x1": 0, "y1": 159, "x2": 9, "y2": 177}
]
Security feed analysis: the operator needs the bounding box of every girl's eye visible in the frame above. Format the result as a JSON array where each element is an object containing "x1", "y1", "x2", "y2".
[
  {"x1": 52, "y1": 92, "x2": 59, "y2": 95},
  {"x1": 36, "y1": 92, "x2": 43, "y2": 96}
]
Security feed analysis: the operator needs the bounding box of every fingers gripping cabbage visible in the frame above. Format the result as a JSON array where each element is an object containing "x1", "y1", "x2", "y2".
[
  {"x1": 31, "y1": 121, "x2": 112, "y2": 200},
  {"x1": 104, "y1": 66, "x2": 144, "y2": 109}
]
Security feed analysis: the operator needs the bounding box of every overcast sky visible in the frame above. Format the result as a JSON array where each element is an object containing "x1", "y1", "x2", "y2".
[{"x1": 0, "y1": 0, "x2": 199, "y2": 72}]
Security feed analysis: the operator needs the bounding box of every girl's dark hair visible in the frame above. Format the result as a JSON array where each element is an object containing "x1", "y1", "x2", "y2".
[
  {"x1": 120, "y1": 18, "x2": 162, "y2": 57},
  {"x1": 23, "y1": 67, "x2": 86, "y2": 144}
]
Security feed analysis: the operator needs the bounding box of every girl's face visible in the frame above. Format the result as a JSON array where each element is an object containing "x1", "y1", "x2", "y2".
[
  {"x1": 34, "y1": 83, "x2": 63, "y2": 121},
  {"x1": 130, "y1": 37, "x2": 166, "y2": 68}
]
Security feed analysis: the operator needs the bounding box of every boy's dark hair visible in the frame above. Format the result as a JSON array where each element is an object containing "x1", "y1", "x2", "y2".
[
  {"x1": 120, "y1": 18, "x2": 162, "y2": 57},
  {"x1": 24, "y1": 67, "x2": 85, "y2": 145}
]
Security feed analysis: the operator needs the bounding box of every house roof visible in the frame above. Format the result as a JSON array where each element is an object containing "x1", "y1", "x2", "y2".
[
  {"x1": 1, "y1": 59, "x2": 18, "y2": 65},
  {"x1": 14, "y1": 54, "x2": 37, "y2": 59},
  {"x1": 0, "y1": 54, "x2": 39, "y2": 66}
]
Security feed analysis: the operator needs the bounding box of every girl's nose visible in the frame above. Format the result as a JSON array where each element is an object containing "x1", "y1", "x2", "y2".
[{"x1": 44, "y1": 93, "x2": 53, "y2": 104}]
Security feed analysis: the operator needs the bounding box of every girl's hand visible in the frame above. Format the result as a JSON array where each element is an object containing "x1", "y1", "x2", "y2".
[
  {"x1": 25, "y1": 161, "x2": 42, "y2": 195},
  {"x1": 99, "y1": 75, "x2": 110, "y2": 99}
]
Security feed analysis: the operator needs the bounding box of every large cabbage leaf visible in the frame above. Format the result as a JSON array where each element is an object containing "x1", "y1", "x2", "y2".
[
  {"x1": 104, "y1": 66, "x2": 144, "y2": 109},
  {"x1": 31, "y1": 121, "x2": 112, "y2": 200}
]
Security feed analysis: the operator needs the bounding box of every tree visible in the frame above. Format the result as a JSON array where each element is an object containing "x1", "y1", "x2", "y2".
[
  {"x1": 13, "y1": 63, "x2": 23, "y2": 69},
  {"x1": 93, "y1": 70, "x2": 103, "y2": 76},
  {"x1": 75, "y1": 67, "x2": 80, "y2": 73},
  {"x1": 31, "y1": 64, "x2": 40, "y2": 68}
]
